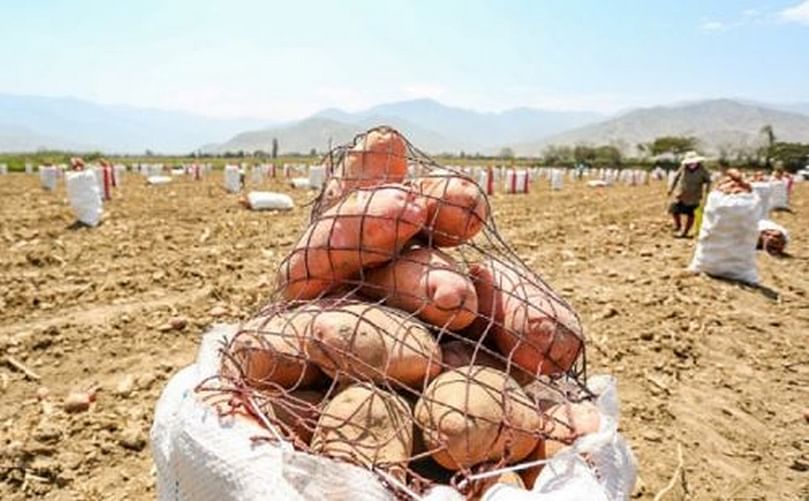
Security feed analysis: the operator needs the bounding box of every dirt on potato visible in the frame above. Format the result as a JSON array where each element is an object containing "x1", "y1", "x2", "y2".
[{"x1": 0, "y1": 172, "x2": 807, "y2": 500}]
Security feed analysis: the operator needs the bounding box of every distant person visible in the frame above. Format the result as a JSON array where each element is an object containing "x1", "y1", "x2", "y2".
[{"x1": 667, "y1": 152, "x2": 711, "y2": 238}]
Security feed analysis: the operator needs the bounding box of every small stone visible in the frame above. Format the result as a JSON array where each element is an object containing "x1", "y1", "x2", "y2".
[
  {"x1": 136, "y1": 372, "x2": 157, "y2": 390},
  {"x1": 209, "y1": 306, "x2": 228, "y2": 317},
  {"x1": 156, "y1": 323, "x2": 173, "y2": 332},
  {"x1": 642, "y1": 430, "x2": 662, "y2": 442},
  {"x1": 118, "y1": 427, "x2": 146, "y2": 451},
  {"x1": 63, "y1": 392, "x2": 92, "y2": 413},
  {"x1": 599, "y1": 306, "x2": 619, "y2": 320},
  {"x1": 114, "y1": 375, "x2": 135, "y2": 397},
  {"x1": 803, "y1": 408, "x2": 809, "y2": 424},
  {"x1": 60, "y1": 451, "x2": 84, "y2": 471},
  {"x1": 33, "y1": 424, "x2": 62, "y2": 443},
  {"x1": 36, "y1": 387, "x2": 50, "y2": 400}
]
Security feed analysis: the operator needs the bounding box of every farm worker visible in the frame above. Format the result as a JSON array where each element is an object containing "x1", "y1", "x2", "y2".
[
  {"x1": 772, "y1": 164, "x2": 794, "y2": 196},
  {"x1": 667, "y1": 152, "x2": 711, "y2": 238}
]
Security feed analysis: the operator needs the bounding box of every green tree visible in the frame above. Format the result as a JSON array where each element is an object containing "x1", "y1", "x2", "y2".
[
  {"x1": 760, "y1": 124, "x2": 775, "y2": 168},
  {"x1": 498, "y1": 147, "x2": 515, "y2": 159},
  {"x1": 649, "y1": 136, "x2": 697, "y2": 156},
  {"x1": 573, "y1": 145, "x2": 596, "y2": 164},
  {"x1": 594, "y1": 145, "x2": 622, "y2": 166},
  {"x1": 771, "y1": 141, "x2": 809, "y2": 172}
]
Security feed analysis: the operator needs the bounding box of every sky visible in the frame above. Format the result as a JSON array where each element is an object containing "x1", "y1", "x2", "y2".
[{"x1": 1, "y1": 0, "x2": 808, "y2": 120}]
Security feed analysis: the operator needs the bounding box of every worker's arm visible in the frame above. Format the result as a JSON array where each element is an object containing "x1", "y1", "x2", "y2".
[{"x1": 668, "y1": 166, "x2": 683, "y2": 196}]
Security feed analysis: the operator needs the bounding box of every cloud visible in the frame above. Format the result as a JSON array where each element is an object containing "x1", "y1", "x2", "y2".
[
  {"x1": 781, "y1": 0, "x2": 809, "y2": 25},
  {"x1": 700, "y1": 20, "x2": 728, "y2": 32}
]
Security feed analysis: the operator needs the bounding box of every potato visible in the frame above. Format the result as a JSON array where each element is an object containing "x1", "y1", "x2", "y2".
[
  {"x1": 343, "y1": 128, "x2": 408, "y2": 189},
  {"x1": 311, "y1": 384, "x2": 413, "y2": 475},
  {"x1": 361, "y1": 247, "x2": 478, "y2": 331},
  {"x1": 441, "y1": 340, "x2": 503, "y2": 370},
  {"x1": 440, "y1": 340, "x2": 533, "y2": 385},
  {"x1": 469, "y1": 259, "x2": 583, "y2": 375},
  {"x1": 323, "y1": 128, "x2": 408, "y2": 203},
  {"x1": 305, "y1": 302, "x2": 442, "y2": 387},
  {"x1": 521, "y1": 401, "x2": 601, "y2": 489},
  {"x1": 279, "y1": 185, "x2": 426, "y2": 300},
  {"x1": 414, "y1": 365, "x2": 540, "y2": 470},
  {"x1": 419, "y1": 174, "x2": 488, "y2": 247},
  {"x1": 224, "y1": 308, "x2": 323, "y2": 389},
  {"x1": 265, "y1": 389, "x2": 325, "y2": 445}
]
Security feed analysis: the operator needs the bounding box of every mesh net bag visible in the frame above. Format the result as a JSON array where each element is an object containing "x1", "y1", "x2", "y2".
[{"x1": 203, "y1": 126, "x2": 593, "y2": 498}]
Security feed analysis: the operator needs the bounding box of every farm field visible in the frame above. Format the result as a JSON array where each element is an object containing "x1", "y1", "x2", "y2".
[{"x1": 0, "y1": 172, "x2": 807, "y2": 500}]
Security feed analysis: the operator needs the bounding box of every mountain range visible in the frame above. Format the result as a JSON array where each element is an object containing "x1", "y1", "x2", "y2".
[
  {"x1": 0, "y1": 94, "x2": 267, "y2": 154},
  {"x1": 2, "y1": 93, "x2": 809, "y2": 157},
  {"x1": 511, "y1": 99, "x2": 809, "y2": 156}
]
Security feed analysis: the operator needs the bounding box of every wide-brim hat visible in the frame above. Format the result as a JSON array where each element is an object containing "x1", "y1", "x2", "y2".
[{"x1": 680, "y1": 151, "x2": 706, "y2": 165}]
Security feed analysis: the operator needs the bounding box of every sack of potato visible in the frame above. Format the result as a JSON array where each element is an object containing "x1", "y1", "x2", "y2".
[
  {"x1": 152, "y1": 127, "x2": 637, "y2": 500},
  {"x1": 689, "y1": 169, "x2": 762, "y2": 284}
]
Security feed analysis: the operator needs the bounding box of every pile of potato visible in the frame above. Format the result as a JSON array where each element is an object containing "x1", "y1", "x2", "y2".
[
  {"x1": 220, "y1": 127, "x2": 595, "y2": 496},
  {"x1": 716, "y1": 168, "x2": 753, "y2": 194}
]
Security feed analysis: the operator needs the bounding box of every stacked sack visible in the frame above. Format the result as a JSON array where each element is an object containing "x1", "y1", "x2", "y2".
[
  {"x1": 689, "y1": 169, "x2": 761, "y2": 283},
  {"x1": 153, "y1": 126, "x2": 636, "y2": 500}
]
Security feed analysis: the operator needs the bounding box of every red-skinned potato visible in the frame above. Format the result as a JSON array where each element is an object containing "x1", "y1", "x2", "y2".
[
  {"x1": 361, "y1": 246, "x2": 478, "y2": 331},
  {"x1": 419, "y1": 174, "x2": 488, "y2": 247},
  {"x1": 414, "y1": 365, "x2": 539, "y2": 471},
  {"x1": 223, "y1": 308, "x2": 323, "y2": 389},
  {"x1": 306, "y1": 302, "x2": 442, "y2": 387},
  {"x1": 521, "y1": 401, "x2": 601, "y2": 488},
  {"x1": 323, "y1": 128, "x2": 408, "y2": 203},
  {"x1": 469, "y1": 259, "x2": 583, "y2": 375},
  {"x1": 311, "y1": 384, "x2": 413, "y2": 480},
  {"x1": 279, "y1": 185, "x2": 426, "y2": 300}
]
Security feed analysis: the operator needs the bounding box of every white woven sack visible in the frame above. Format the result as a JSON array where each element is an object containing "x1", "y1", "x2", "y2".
[
  {"x1": 750, "y1": 182, "x2": 772, "y2": 220},
  {"x1": 66, "y1": 170, "x2": 103, "y2": 226},
  {"x1": 250, "y1": 165, "x2": 264, "y2": 185},
  {"x1": 550, "y1": 169, "x2": 564, "y2": 191},
  {"x1": 247, "y1": 191, "x2": 294, "y2": 211},
  {"x1": 113, "y1": 165, "x2": 126, "y2": 187},
  {"x1": 147, "y1": 176, "x2": 172, "y2": 185},
  {"x1": 289, "y1": 177, "x2": 311, "y2": 190},
  {"x1": 224, "y1": 165, "x2": 242, "y2": 193},
  {"x1": 40, "y1": 166, "x2": 59, "y2": 191},
  {"x1": 769, "y1": 180, "x2": 789, "y2": 210},
  {"x1": 689, "y1": 191, "x2": 761, "y2": 284},
  {"x1": 0, "y1": 164, "x2": 7, "y2": 175},
  {"x1": 152, "y1": 325, "x2": 636, "y2": 501},
  {"x1": 308, "y1": 165, "x2": 326, "y2": 190}
]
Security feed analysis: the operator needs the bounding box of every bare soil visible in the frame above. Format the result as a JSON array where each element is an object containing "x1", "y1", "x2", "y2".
[{"x1": 0, "y1": 172, "x2": 807, "y2": 500}]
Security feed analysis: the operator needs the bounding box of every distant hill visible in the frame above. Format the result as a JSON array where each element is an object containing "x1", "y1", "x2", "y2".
[
  {"x1": 509, "y1": 99, "x2": 809, "y2": 156},
  {"x1": 0, "y1": 94, "x2": 267, "y2": 154},
  {"x1": 313, "y1": 98, "x2": 603, "y2": 150},
  {"x1": 0, "y1": 123, "x2": 89, "y2": 152},
  {"x1": 209, "y1": 98, "x2": 603, "y2": 154},
  {"x1": 207, "y1": 114, "x2": 463, "y2": 155}
]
